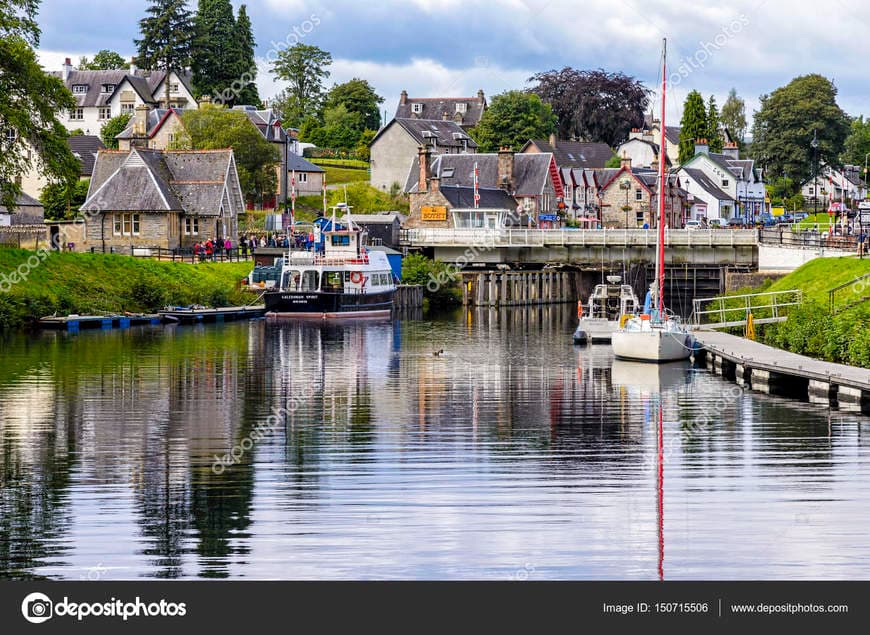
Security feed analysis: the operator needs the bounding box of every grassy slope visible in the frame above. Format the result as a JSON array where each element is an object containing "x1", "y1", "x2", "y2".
[
  {"x1": 0, "y1": 249, "x2": 252, "y2": 329},
  {"x1": 767, "y1": 257, "x2": 870, "y2": 305},
  {"x1": 322, "y1": 166, "x2": 369, "y2": 186}
]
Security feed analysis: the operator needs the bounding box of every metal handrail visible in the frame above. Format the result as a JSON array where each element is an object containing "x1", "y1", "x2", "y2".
[{"x1": 692, "y1": 289, "x2": 803, "y2": 327}]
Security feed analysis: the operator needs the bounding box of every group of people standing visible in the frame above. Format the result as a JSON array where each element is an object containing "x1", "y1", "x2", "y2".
[
  {"x1": 190, "y1": 232, "x2": 320, "y2": 262},
  {"x1": 193, "y1": 237, "x2": 234, "y2": 261}
]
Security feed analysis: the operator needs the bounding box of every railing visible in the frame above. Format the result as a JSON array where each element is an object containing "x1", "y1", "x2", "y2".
[
  {"x1": 758, "y1": 226, "x2": 859, "y2": 250},
  {"x1": 400, "y1": 228, "x2": 759, "y2": 248},
  {"x1": 829, "y1": 273, "x2": 870, "y2": 314},
  {"x1": 121, "y1": 246, "x2": 254, "y2": 263},
  {"x1": 691, "y1": 289, "x2": 803, "y2": 329}
]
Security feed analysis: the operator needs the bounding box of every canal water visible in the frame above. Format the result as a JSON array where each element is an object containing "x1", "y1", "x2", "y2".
[{"x1": 1, "y1": 306, "x2": 869, "y2": 580}]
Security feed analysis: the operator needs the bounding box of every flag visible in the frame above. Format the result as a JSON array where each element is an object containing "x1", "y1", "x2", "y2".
[
  {"x1": 322, "y1": 172, "x2": 328, "y2": 215},
  {"x1": 473, "y1": 162, "x2": 480, "y2": 208}
]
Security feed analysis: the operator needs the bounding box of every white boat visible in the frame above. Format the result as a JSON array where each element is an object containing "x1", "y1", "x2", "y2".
[
  {"x1": 610, "y1": 38, "x2": 693, "y2": 363},
  {"x1": 572, "y1": 275, "x2": 639, "y2": 344}
]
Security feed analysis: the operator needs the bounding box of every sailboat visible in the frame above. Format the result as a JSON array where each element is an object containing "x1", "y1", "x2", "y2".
[{"x1": 611, "y1": 38, "x2": 694, "y2": 362}]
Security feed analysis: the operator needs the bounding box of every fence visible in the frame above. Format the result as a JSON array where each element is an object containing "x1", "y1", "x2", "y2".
[
  {"x1": 759, "y1": 226, "x2": 859, "y2": 250},
  {"x1": 115, "y1": 246, "x2": 254, "y2": 264},
  {"x1": 691, "y1": 289, "x2": 803, "y2": 328}
]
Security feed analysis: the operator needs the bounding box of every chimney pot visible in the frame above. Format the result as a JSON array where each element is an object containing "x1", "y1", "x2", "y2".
[
  {"x1": 418, "y1": 145, "x2": 432, "y2": 193},
  {"x1": 498, "y1": 147, "x2": 514, "y2": 191},
  {"x1": 400, "y1": 90, "x2": 408, "y2": 106},
  {"x1": 477, "y1": 89, "x2": 485, "y2": 104},
  {"x1": 620, "y1": 154, "x2": 632, "y2": 170},
  {"x1": 549, "y1": 132, "x2": 557, "y2": 147},
  {"x1": 62, "y1": 57, "x2": 72, "y2": 81}
]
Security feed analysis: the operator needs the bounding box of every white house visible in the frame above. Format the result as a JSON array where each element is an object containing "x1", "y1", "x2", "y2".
[
  {"x1": 51, "y1": 58, "x2": 197, "y2": 136},
  {"x1": 801, "y1": 165, "x2": 867, "y2": 208},
  {"x1": 678, "y1": 140, "x2": 765, "y2": 220}
]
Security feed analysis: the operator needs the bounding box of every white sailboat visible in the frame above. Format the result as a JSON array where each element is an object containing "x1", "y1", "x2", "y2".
[{"x1": 611, "y1": 38, "x2": 694, "y2": 363}]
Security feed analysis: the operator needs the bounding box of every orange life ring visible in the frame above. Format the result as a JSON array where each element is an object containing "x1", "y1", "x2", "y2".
[
  {"x1": 577, "y1": 300, "x2": 583, "y2": 319},
  {"x1": 350, "y1": 271, "x2": 364, "y2": 284}
]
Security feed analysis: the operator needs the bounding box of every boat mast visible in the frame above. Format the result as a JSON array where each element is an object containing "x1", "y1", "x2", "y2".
[{"x1": 656, "y1": 38, "x2": 667, "y2": 316}]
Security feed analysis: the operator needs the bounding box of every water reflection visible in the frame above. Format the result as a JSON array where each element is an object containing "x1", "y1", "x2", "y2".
[{"x1": 0, "y1": 307, "x2": 869, "y2": 580}]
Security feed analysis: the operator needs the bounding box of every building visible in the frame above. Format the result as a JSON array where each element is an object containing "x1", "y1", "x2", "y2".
[
  {"x1": 51, "y1": 58, "x2": 196, "y2": 136},
  {"x1": 80, "y1": 147, "x2": 244, "y2": 252},
  {"x1": 19, "y1": 135, "x2": 105, "y2": 198},
  {"x1": 234, "y1": 105, "x2": 295, "y2": 206},
  {"x1": 616, "y1": 128, "x2": 669, "y2": 169},
  {"x1": 596, "y1": 157, "x2": 687, "y2": 228},
  {"x1": 677, "y1": 168, "x2": 735, "y2": 222},
  {"x1": 679, "y1": 140, "x2": 765, "y2": 220},
  {"x1": 286, "y1": 153, "x2": 325, "y2": 196},
  {"x1": 116, "y1": 106, "x2": 185, "y2": 151},
  {"x1": 560, "y1": 168, "x2": 600, "y2": 224},
  {"x1": 0, "y1": 192, "x2": 46, "y2": 248},
  {"x1": 394, "y1": 90, "x2": 487, "y2": 129},
  {"x1": 801, "y1": 165, "x2": 867, "y2": 209},
  {"x1": 521, "y1": 135, "x2": 613, "y2": 169},
  {"x1": 404, "y1": 147, "x2": 563, "y2": 228},
  {"x1": 345, "y1": 212, "x2": 405, "y2": 249},
  {"x1": 369, "y1": 118, "x2": 477, "y2": 191}
]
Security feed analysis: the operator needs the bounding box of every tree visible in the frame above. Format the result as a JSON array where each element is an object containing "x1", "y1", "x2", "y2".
[
  {"x1": 751, "y1": 74, "x2": 850, "y2": 188},
  {"x1": 355, "y1": 129, "x2": 377, "y2": 161},
  {"x1": 530, "y1": 67, "x2": 649, "y2": 146},
  {"x1": 191, "y1": 0, "x2": 239, "y2": 103},
  {"x1": 706, "y1": 95, "x2": 723, "y2": 153},
  {"x1": 40, "y1": 179, "x2": 90, "y2": 220},
  {"x1": 270, "y1": 44, "x2": 332, "y2": 127},
  {"x1": 80, "y1": 49, "x2": 129, "y2": 70},
  {"x1": 136, "y1": 0, "x2": 195, "y2": 107},
  {"x1": 720, "y1": 88, "x2": 747, "y2": 144},
  {"x1": 233, "y1": 4, "x2": 260, "y2": 106},
  {"x1": 678, "y1": 90, "x2": 708, "y2": 164},
  {"x1": 177, "y1": 105, "x2": 279, "y2": 203},
  {"x1": 300, "y1": 104, "x2": 365, "y2": 150},
  {"x1": 842, "y1": 116, "x2": 870, "y2": 168},
  {"x1": 323, "y1": 79, "x2": 383, "y2": 132},
  {"x1": 470, "y1": 90, "x2": 556, "y2": 152},
  {"x1": 0, "y1": 0, "x2": 79, "y2": 209},
  {"x1": 100, "y1": 114, "x2": 132, "y2": 150}
]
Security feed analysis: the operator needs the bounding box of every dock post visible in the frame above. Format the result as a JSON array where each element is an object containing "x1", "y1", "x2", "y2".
[
  {"x1": 836, "y1": 385, "x2": 867, "y2": 412},
  {"x1": 735, "y1": 364, "x2": 746, "y2": 387},
  {"x1": 808, "y1": 380, "x2": 835, "y2": 406},
  {"x1": 749, "y1": 369, "x2": 771, "y2": 394}
]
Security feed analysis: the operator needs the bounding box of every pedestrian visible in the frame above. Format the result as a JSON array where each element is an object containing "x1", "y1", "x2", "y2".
[
  {"x1": 859, "y1": 228, "x2": 867, "y2": 257},
  {"x1": 215, "y1": 236, "x2": 224, "y2": 260},
  {"x1": 240, "y1": 238, "x2": 248, "y2": 258},
  {"x1": 224, "y1": 238, "x2": 232, "y2": 258},
  {"x1": 259, "y1": 235, "x2": 266, "y2": 248}
]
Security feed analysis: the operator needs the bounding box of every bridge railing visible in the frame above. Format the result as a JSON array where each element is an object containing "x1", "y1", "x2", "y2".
[
  {"x1": 691, "y1": 289, "x2": 803, "y2": 329},
  {"x1": 400, "y1": 228, "x2": 759, "y2": 248}
]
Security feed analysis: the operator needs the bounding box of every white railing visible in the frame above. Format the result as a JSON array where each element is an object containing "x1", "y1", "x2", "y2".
[
  {"x1": 400, "y1": 228, "x2": 759, "y2": 248},
  {"x1": 691, "y1": 289, "x2": 803, "y2": 328}
]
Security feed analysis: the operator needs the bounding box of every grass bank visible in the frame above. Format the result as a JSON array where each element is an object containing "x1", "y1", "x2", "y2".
[{"x1": 0, "y1": 249, "x2": 252, "y2": 330}]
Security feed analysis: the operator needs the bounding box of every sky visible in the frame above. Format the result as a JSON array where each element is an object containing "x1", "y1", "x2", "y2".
[{"x1": 34, "y1": 0, "x2": 870, "y2": 128}]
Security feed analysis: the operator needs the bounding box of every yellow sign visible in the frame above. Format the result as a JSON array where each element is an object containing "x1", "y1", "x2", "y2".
[{"x1": 421, "y1": 206, "x2": 447, "y2": 221}]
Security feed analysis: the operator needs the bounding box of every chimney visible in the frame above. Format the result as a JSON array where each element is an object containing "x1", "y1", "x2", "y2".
[
  {"x1": 442, "y1": 111, "x2": 450, "y2": 121},
  {"x1": 430, "y1": 174, "x2": 441, "y2": 194},
  {"x1": 651, "y1": 158, "x2": 659, "y2": 173},
  {"x1": 400, "y1": 90, "x2": 408, "y2": 105},
  {"x1": 642, "y1": 129, "x2": 654, "y2": 142},
  {"x1": 694, "y1": 138, "x2": 709, "y2": 156},
  {"x1": 620, "y1": 153, "x2": 632, "y2": 171},
  {"x1": 129, "y1": 56, "x2": 137, "y2": 75},
  {"x1": 418, "y1": 145, "x2": 431, "y2": 193},
  {"x1": 549, "y1": 132, "x2": 557, "y2": 147},
  {"x1": 629, "y1": 128, "x2": 642, "y2": 140},
  {"x1": 62, "y1": 57, "x2": 72, "y2": 82},
  {"x1": 133, "y1": 104, "x2": 149, "y2": 137},
  {"x1": 723, "y1": 141, "x2": 739, "y2": 159},
  {"x1": 498, "y1": 146, "x2": 514, "y2": 191}
]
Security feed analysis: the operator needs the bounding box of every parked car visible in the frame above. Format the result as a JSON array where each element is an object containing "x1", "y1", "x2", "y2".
[
  {"x1": 727, "y1": 218, "x2": 746, "y2": 229},
  {"x1": 708, "y1": 218, "x2": 723, "y2": 229},
  {"x1": 757, "y1": 213, "x2": 777, "y2": 227},
  {"x1": 776, "y1": 213, "x2": 793, "y2": 224},
  {"x1": 685, "y1": 220, "x2": 702, "y2": 230},
  {"x1": 792, "y1": 212, "x2": 809, "y2": 221}
]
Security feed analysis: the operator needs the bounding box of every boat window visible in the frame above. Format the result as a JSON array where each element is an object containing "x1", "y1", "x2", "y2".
[
  {"x1": 282, "y1": 269, "x2": 301, "y2": 290},
  {"x1": 300, "y1": 270, "x2": 319, "y2": 291},
  {"x1": 331, "y1": 235, "x2": 350, "y2": 246},
  {"x1": 321, "y1": 270, "x2": 343, "y2": 291}
]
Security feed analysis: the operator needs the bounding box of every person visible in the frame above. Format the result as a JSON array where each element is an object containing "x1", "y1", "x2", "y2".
[
  {"x1": 642, "y1": 222, "x2": 649, "y2": 230},
  {"x1": 194, "y1": 241, "x2": 202, "y2": 262},
  {"x1": 259, "y1": 235, "x2": 266, "y2": 248},
  {"x1": 859, "y1": 228, "x2": 867, "y2": 257},
  {"x1": 204, "y1": 239, "x2": 213, "y2": 260},
  {"x1": 240, "y1": 238, "x2": 248, "y2": 258},
  {"x1": 224, "y1": 238, "x2": 232, "y2": 259},
  {"x1": 215, "y1": 237, "x2": 224, "y2": 260}
]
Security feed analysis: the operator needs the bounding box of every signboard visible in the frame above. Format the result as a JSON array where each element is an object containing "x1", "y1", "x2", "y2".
[
  {"x1": 860, "y1": 210, "x2": 870, "y2": 225},
  {"x1": 538, "y1": 214, "x2": 558, "y2": 221},
  {"x1": 421, "y1": 206, "x2": 447, "y2": 221}
]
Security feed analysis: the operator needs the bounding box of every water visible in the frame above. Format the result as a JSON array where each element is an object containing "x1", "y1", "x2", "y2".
[{"x1": 1, "y1": 306, "x2": 869, "y2": 580}]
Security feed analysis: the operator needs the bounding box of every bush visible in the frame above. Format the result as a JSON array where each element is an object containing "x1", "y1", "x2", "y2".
[{"x1": 401, "y1": 253, "x2": 461, "y2": 307}]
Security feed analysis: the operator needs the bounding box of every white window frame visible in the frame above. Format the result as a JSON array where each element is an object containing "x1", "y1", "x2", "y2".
[
  {"x1": 102, "y1": 84, "x2": 115, "y2": 94},
  {"x1": 69, "y1": 108, "x2": 84, "y2": 121},
  {"x1": 120, "y1": 103, "x2": 135, "y2": 114},
  {"x1": 72, "y1": 84, "x2": 88, "y2": 94},
  {"x1": 184, "y1": 217, "x2": 199, "y2": 236},
  {"x1": 635, "y1": 188, "x2": 643, "y2": 201},
  {"x1": 115, "y1": 213, "x2": 141, "y2": 236},
  {"x1": 98, "y1": 107, "x2": 111, "y2": 120},
  {"x1": 169, "y1": 83, "x2": 179, "y2": 93},
  {"x1": 411, "y1": 103, "x2": 423, "y2": 114},
  {"x1": 298, "y1": 172, "x2": 308, "y2": 183},
  {"x1": 455, "y1": 102, "x2": 467, "y2": 113}
]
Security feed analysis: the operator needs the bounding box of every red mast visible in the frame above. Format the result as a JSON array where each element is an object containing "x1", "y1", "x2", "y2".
[{"x1": 657, "y1": 39, "x2": 667, "y2": 316}]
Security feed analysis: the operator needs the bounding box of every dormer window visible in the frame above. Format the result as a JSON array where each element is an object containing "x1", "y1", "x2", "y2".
[
  {"x1": 411, "y1": 103, "x2": 423, "y2": 114},
  {"x1": 72, "y1": 84, "x2": 88, "y2": 94},
  {"x1": 455, "y1": 102, "x2": 467, "y2": 114},
  {"x1": 101, "y1": 84, "x2": 115, "y2": 93}
]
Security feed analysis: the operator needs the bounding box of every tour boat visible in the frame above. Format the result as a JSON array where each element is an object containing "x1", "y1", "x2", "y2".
[
  {"x1": 611, "y1": 38, "x2": 693, "y2": 362},
  {"x1": 572, "y1": 275, "x2": 640, "y2": 344},
  {"x1": 264, "y1": 208, "x2": 396, "y2": 320}
]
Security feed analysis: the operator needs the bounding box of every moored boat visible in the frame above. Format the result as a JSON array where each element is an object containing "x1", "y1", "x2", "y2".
[{"x1": 572, "y1": 275, "x2": 640, "y2": 344}]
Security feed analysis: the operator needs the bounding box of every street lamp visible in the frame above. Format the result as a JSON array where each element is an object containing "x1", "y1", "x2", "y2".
[{"x1": 810, "y1": 129, "x2": 819, "y2": 217}]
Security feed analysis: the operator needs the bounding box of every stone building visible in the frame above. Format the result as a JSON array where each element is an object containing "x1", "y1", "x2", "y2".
[{"x1": 596, "y1": 157, "x2": 687, "y2": 228}]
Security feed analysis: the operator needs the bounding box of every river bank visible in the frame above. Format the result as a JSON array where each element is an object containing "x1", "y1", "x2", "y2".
[{"x1": 0, "y1": 249, "x2": 251, "y2": 330}]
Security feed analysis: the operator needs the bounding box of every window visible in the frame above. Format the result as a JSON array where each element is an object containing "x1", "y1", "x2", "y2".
[
  {"x1": 72, "y1": 84, "x2": 88, "y2": 94},
  {"x1": 69, "y1": 108, "x2": 84, "y2": 120},
  {"x1": 113, "y1": 215, "x2": 122, "y2": 235},
  {"x1": 121, "y1": 103, "x2": 135, "y2": 114},
  {"x1": 101, "y1": 84, "x2": 115, "y2": 93},
  {"x1": 301, "y1": 270, "x2": 319, "y2": 291},
  {"x1": 455, "y1": 102, "x2": 467, "y2": 113},
  {"x1": 411, "y1": 103, "x2": 423, "y2": 114},
  {"x1": 635, "y1": 188, "x2": 643, "y2": 201},
  {"x1": 115, "y1": 213, "x2": 141, "y2": 236},
  {"x1": 322, "y1": 271, "x2": 343, "y2": 291},
  {"x1": 184, "y1": 217, "x2": 199, "y2": 235},
  {"x1": 168, "y1": 133, "x2": 176, "y2": 143},
  {"x1": 330, "y1": 234, "x2": 350, "y2": 246},
  {"x1": 169, "y1": 83, "x2": 179, "y2": 93},
  {"x1": 98, "y1": 107, "x2": 111, "y2": 120},
  {"x1": 636, "y1": 211, "x2": 645, "y2": 224},
  {"x1": 722, "y1": 179, "x2": 729, "y2": 187},
  {"x1": 298, "y1": 172, "x2": 308, "y2": 183}
]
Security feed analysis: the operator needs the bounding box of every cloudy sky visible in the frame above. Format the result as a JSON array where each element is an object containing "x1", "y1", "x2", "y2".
[{"x1": 34, "y1": 0, "x2": 870, "y2": 126}]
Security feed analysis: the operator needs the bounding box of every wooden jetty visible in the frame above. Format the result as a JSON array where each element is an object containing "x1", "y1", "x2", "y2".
[
  {"x1": 158, "y1": 305, "x2": 266, "y2": 324},
  {"x1": 694, "y1": 330, "x2": 870, "y2": 413},
  {"x1": 38, "y1": 313, "x2": 162, "y2": 331},
  {"x1": 394, "y1": 284, "x2": 424, "y2": 309}
]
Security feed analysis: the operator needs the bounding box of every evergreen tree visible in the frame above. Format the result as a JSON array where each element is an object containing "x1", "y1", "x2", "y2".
[
  {"x1": 706, "y1": 95, "x2": 723, "y2": 153},
  {"x1": 720, "y1": 88, "x2": 747, "y2": 144},
  {"x1": 136, "y1": 0, "x2": 194, "y2": 107},
  {"x1": 678, "y1": 90, "x2": 708, "y2": 164},
  {"x1": 233, "y1": 5, "x2": 260, "y2": 107},
  {"x1": 190, "y1": 0, "x2": 239, "y2": 104}
]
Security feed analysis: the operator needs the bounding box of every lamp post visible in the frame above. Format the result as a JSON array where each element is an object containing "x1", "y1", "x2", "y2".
[{"x1": 811, "y1": 129, "x2": 819, "y2": 218}]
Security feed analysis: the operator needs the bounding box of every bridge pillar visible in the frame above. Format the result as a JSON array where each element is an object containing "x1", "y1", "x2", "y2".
[
  {"x1": 713, "y1": 356, "x2": 723, "y2": 376},
  {"x1": 489, "y1": 272, "x2": 498, "y2": 307}
]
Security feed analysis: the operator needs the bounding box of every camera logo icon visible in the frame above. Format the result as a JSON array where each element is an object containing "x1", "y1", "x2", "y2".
[{"x1": 21, "y1": 593, "x2": 53, "y2": 624}]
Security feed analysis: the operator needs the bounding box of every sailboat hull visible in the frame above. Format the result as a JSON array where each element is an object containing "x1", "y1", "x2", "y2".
[{"x1": 611, "y1": 329, "x2": 692, "y2": 362}]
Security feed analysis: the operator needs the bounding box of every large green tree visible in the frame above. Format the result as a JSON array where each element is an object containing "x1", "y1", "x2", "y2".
[
  {"x1": 841, "y1": 116, "x2": 870, "y2": 168},
  {"x1": 323, "y1": 78, "x2": 383, "y2": 132},
  {"x1": 191, "y1": 0, "x2": 239, "y2": 103},
  {"x1": 80, "y1": 49, "x2": 129, "y2": 70},
  {"x1": 135, "y1": 0, "x2": 195, "y2": 107},
  {"x1": 177, "y1": 105, "x2": 279, "y2": 203},
  {"x1": 100, "y1": 113, "x2": 132, "y2": 150},
  {"x1": 470, "y1": 90, "x2": 557, "y2": 152},
  {"x1": 270, "y1": 44, "x2": 332, "y2": 127},
  {"x1": 720, "y1": 87, "x2": 747, "y2": 144},
  {"x1": 233, "y1": 4, "x2": 260, "y2": 106},
  {"x1": 300, "y1": 104, "x2": 364, "y2": 150},
  {"x1": 678, "y1": 90, "x2": 708, "y2": 164},
  {"x1": 40, "y1": 179, "x2": 90, "y2": 220},
  {"x1": 751, "y1": 74, "x2": 850, "y2": 186},
  {"x1": 706, "y1": 95, "x2": 723, "y2": 153},
  {"x1": 0, "y1": 0, "x2": 79, "y2": 209}
]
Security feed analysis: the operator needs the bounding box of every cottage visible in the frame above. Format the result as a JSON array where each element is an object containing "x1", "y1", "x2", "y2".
[
  {"x1": 116, "y1": 106, "x2": 185, "y2": 151},
  {"x1": 616, "y1": 116, "x2": 681, "y2": 168},
  {"x1": 596, "y1": 157, "x2": 687, "y2": 228},
  {"x1": 345, "y1": 212, "x2": 405, "y2": 249},
  {"x1": 0, "y1": 191, "x2": 46, "y2": 248},
  {"x1": 394, "y1": 89, "x2": 487, "y2": 129},
  {"x1": 80, "y1": 148, "x2": 244, "y2": 252},
  {"x1": 369, "y1": 118, "x2": 477, "y2": 192},
  {"x1": 679, "y1": 140, "x2": 765, "y2": 220},
  {"x1": 286, "y1": 153, "x2": 325, "y2": 196},
  {"x1": 560, "y1": 167, "x2": 600, "y2": 224},
  {"x1": 801, "y1": 165, "x2": 867, "y2": 209}
]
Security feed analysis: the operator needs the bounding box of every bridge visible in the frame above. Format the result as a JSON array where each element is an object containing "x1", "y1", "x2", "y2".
[{"x1": 400, "y1": 228, "x2": 759, "y2": 267}]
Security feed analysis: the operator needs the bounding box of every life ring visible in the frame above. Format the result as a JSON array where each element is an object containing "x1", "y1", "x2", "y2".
[
  {"x1": 350, "y1": 271, "x2": 365, "y2": 284},
  {"x1": 577, "y1": 300, "x2": 583, "y2": 319}
]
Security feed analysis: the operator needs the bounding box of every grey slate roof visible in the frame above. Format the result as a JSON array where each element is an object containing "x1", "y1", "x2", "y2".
[
  {"x1": 346, "y1": 212, "x2": 403, "y2": 224},
  {"x1": 373, "y1": 118, "x2": 478, "y2": 151},
  {"x1": 395, "y1": 93, "x2": 486, "y2": 127},
  {"x1": 405, "y1": 152, "x2": 553, "y2": 196},
  {"x1": 681, "y1": 168, "x2": 734, "y2": 201},
  {"x1": 67, "y1": 135, "x2": 105, "y2": 176},
  {"x1": 438, "y1": 186, "x2": 517, "y2": 210},
  {"x1": 524, "y1": 139, "x2": 614, "y2": 168},
  {"x1": 0, "y1": 191, "x2": 44, "y2": 215},
  {"x1": 234, "y1": 106, "x2": 288, "y2": 143},
  {"x1": 115, "y1": 108, "x2": 184, "y2": 140},
  {"x1": 286, "y1": 153, "x2": 324, "y2": 173},
  {"x1": 51, "y1": 69, "x2": 194, "y2": 108},
  {"x1": 82, "y1": 148, "x2": 238, "y2": 216}
]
